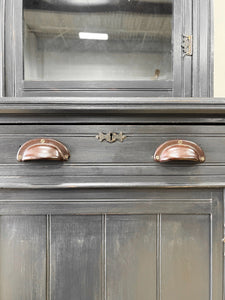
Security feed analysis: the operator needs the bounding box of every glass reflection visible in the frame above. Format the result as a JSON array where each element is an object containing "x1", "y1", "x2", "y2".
[{"x1": 23, "y1": 0, "x2": 173, "y2": 81}]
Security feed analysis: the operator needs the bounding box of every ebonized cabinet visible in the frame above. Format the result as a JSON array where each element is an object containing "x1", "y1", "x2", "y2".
[
  {"x1": 0, "y1": 98, "x2": 223, "y2": 300},
  {"x1": 0, "y1": 0, "x2": 222, "y2": 299}
]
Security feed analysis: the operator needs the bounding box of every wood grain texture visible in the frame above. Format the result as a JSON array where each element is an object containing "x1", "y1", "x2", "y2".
[
  {"x1": 192, "y1": 0, "x2": 213, "y2": 97},
  {"x1": 0, "y1": 200, "x2": 213, "y2": 215},
  {"x1": 0, "y1": 216, "x2": 46, "y2": 300},
  {"x1": 50, "y1": 215, "x2": 102, "y2": 300},
  {"x1": 0, "y1": 190, "x2": 220, "y2": 300},
  {"x1": 0, "y1": 187, "x2": 212, "y2": 201},
  {"x1": 106, "y1": 215, "x2": 157, "y2": 300},
  {"x1": 161, "y1": 214, "x2": 210, "y2": 300},
  {"x1": 0, "y1": 175, "x2": 225, "y2": 189}
]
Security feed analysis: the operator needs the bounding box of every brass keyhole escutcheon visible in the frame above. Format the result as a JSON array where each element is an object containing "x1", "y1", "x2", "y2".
[{"x1": 96, "y1": 132, "x2": 126, "y2": 143}]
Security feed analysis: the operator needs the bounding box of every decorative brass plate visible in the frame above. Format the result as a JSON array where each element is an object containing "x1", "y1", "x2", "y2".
[{"x1": 96, "y1": 132, "x2": 126, "y2": 143}]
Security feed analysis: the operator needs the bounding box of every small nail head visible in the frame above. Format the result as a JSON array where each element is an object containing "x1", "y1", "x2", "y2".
[
  {"x1": 40, "y1": 139, "x2": 45, "y2": 143},
  {"x1": 200, "y1": 156, "x2": 205, "y2": 162},
  {"x1": 18, "y1": 155, "x2": 22, "y2": 161},
  {"x1": 155, "y1": 155, "x2": 160, "y2": 161},
  {"x1": 178, "y1": 140, "x2": 183, "y2": 144}
]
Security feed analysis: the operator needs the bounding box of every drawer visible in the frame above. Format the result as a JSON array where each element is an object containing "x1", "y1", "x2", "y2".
[{"x1": 1, "y1": 125, "x2": 225, "y2": 179}]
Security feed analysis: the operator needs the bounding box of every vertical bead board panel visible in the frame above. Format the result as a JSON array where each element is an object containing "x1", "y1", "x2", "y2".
[
  {"x1": 0, "y1": 202, "x2": 221, "y2": 300},
  {"x1": 0, "y1": 216, "x2": 47, "y2": 300},
  {"x1": 161, "y1": 215, "x2": 210, "y2": 300},
  {"x1": 50, "y1": 215, "x2": 102, "y2": 300},
  {"x1": 106, "y1": 215, "x2": 157, "y2": 300}
]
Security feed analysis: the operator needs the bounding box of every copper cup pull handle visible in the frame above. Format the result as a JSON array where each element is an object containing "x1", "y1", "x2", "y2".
[
  {"x1": 154, "y1": 140, "x2": 205, "y2": 163},
  {"x1": 17, "y1": 138, "x2": 70, "y2": 162}
]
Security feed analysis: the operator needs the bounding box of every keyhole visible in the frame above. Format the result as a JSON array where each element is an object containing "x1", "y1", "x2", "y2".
[{"x1": 110, "y1": 133, "x2": 113, "y2": 141}]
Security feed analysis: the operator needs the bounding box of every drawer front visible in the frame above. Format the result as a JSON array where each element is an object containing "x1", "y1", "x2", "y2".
[{"x1": 1, "y1": 124, "x2": 225, "y2": 177}]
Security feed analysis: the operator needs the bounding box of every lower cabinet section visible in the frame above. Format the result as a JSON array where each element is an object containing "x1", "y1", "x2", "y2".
[{"x1": 0, "y1": 189, "x2": 223, "y2": 300}]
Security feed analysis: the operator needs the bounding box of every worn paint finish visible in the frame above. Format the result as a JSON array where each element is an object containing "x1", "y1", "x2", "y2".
[
  {"x1": 0, "y1": 184, "x2": 221, "y2": 299},
  {"x1": 161, "y1": 215, "x2": 210, "y2": 300},
  {"x1": 51, "y1": 215, "x2": 102, "y2": 300},
  {"x1": 106, "y1": 215, "x2": 157, "y2": 300},
  {"x1": 0, "y1": 216, "x2": 46, "y2": 300}
]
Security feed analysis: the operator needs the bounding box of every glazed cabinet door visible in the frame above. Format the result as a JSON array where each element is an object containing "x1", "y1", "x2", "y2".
[
  {"x1": 0, "y1": 189, "x2": 222, "y2": 300},
  {"x1": 4, "y1": 0, "x2": 212, "y2": 97},
  {"x1": 1, "y1": 0, "x2": 213, "y2": 97}
]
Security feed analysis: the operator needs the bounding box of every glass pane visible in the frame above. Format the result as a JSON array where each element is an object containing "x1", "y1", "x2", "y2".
[{"x1": 23, "y1": 0, "x2": 173, "y2": 81}]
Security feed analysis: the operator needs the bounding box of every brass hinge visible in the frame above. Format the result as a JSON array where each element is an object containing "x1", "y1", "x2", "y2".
[{"x1": 182, "y1": 34, "x2": 193, "y2": 56}]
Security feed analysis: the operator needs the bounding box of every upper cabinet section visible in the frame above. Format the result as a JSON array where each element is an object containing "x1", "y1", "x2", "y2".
[{"x1": 4, "y1": 0, "x2": 213, "y2": 97}]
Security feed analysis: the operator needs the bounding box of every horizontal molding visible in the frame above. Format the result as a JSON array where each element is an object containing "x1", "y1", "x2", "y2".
[
  {"x1": 1, "y1": 165, "x2": 225, "y2": 177},
  {"x1": 0, "y1": 97, "x2": 225, "y2": 114},
  {"x1": 0, "y1": 98, "x2": 225, "y2": 123},
  {"x1": 23, "y1": 1, "x2": 173, "y2": 15},
  {"x1": 0, "y1": 187, "x2": 213, "y2": 201},
  {"x1": 23, "y1": 81, "x2": 173, "y2": 91},
  {"x1": 0, "y1": 175, "x2": 224, "y2": 189},
  {"x1": 0, "y1": 200, "x2": 212, "y2": 215}
]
